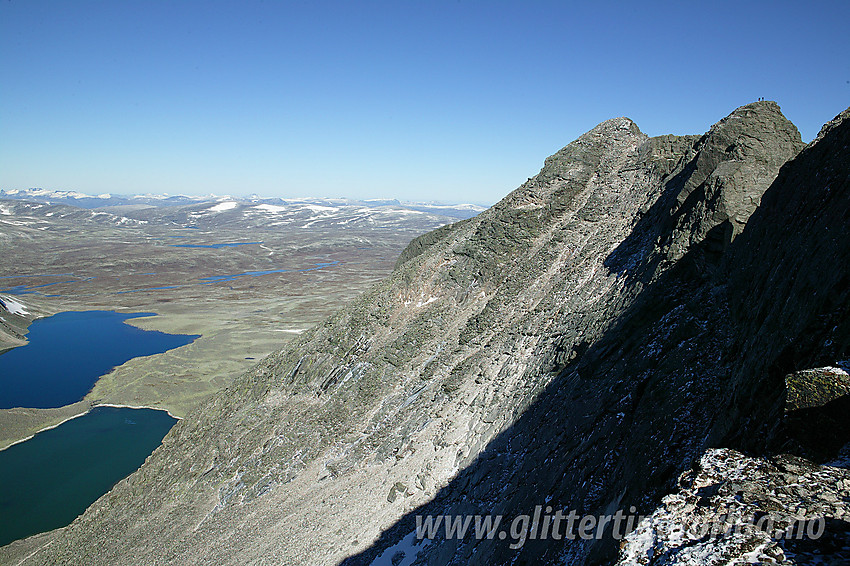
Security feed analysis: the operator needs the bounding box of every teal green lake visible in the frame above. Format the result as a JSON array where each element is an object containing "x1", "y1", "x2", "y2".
[{"x1": 0, "y1": 406, "x2": 177, "y2": 546}]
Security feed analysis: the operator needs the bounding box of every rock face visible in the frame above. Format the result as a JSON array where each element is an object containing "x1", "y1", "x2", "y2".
[{"x1": 3, "y1": 102, "x2": 848, "y2": 566}]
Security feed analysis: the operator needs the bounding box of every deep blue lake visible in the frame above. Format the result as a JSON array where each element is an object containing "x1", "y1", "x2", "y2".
[
  {"x1": 0, "y1": 406, "x2": 177, "y2": 546},
  {"x1": 0, "y1": 311, "x2": 200, "y2": 409}
]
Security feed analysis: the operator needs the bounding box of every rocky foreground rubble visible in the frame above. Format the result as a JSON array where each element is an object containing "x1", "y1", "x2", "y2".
[{"x1": 618, "y1": 447, "x2": 850, "y2": 565}]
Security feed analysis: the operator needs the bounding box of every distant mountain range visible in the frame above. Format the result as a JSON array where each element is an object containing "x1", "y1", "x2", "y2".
[{"x1": 0, "y1": 189, "x2": 487, "y2": 220}]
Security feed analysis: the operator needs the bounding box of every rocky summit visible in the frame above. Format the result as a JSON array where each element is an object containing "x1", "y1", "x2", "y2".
[{"x1": 3, "y1": 101, "x2": 848, "y2": 565}]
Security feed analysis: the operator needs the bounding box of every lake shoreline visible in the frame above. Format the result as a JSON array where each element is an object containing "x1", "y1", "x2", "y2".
[{"x1": 0, "y1": 308, "x2": 200, "y2": 450}]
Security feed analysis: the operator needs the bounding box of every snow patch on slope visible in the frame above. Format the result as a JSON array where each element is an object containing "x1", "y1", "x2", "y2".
[{"x1": 0, "y1": 295, "x2": 28, "y2": 315}]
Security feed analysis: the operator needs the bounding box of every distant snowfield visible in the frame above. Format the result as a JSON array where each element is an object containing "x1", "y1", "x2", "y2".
[
  {"x1": 380, "y1": 208, "x2": 423, "y2": 215},
  {"x1": 248, "y1": 202, "x2": 438, "y2": 225},
  {"x1": 301, "y1": 204, "x2": 335, "y2": 213},
  {"x1": 253, "y1": 204, "x2": 288, "y2": 213},
  {"x1": 207, "y1": 201, "x2": 239, "y2": 213}
]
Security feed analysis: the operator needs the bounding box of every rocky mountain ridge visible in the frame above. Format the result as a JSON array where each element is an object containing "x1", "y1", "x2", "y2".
[{"x1": 2, "y1": 101, "x2": 847, "y2": 565}]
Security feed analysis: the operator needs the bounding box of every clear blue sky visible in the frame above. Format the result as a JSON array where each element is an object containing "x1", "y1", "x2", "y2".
[{"x1": 2, "y1": 1, "x2": 848, "y2": 204}]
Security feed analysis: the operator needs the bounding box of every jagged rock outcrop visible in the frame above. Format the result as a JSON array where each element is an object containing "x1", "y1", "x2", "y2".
[
  {"x1": 3, "y1": 102, "x2": 848, "y2": 566},
  {"x1": 785, "y1": 365, "x2": 850, "y2": 413}
]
